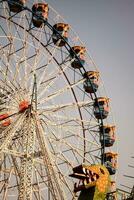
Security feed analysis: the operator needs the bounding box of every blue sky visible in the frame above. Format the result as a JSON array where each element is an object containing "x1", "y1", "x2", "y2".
[{"x1": 47, "y1": 0, "x2": 134, "y2": 189}]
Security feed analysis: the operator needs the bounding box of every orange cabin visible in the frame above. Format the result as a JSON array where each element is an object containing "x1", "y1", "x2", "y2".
[
  {"x1": 52, "y1": 23, "x2": 69, "y2": 47},
  {"x1": 70, "y1": 46, "x2": 86, "y2": 69},
  {"x1": 2, "y1": 120, "x2": 11, "y2": 127},
  {"x1": 8, "y1": 0, "x2": 26, "y2": 13},
  {"x1": 83, "y1": 71, "x2": 99, "y2": 93},
  {"x1": 94, "y1": 97, "x2": 110, "y2": 119},
  {"x1": 32, "y1": 3, "x2": 49, "y2": 28}
]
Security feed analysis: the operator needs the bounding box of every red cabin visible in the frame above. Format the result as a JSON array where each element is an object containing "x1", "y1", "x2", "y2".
[
  {"x1": 0, "y1": 113, "x2": 9, "y2": 121},
  {"x1": 7, "y1": 0, "x2": 26, "y2": 13},
  {"x1": 19, "y1": 100, "x2": 30, "y2": 112},
  {"x1": 32, "y1": 3, "x2": 49, "y2": 28},
  {"x1": 83, "y1": 71, "x2": 99, "y2": 93},
  {"x1": 70, "y1": 46, "x2": 86, "y2": 69},
  {"x1": 94, "y1": 97, "x2": 110, "y2": 119},
  {"x1": 0, "y1": 113, "x2": 11, "y2": 127},
  {"x1": 52, "y1": 23, "x2": 69, "y2": 47},
  {"x1": 100, "y1": 125, "x2": 116, "y2": 147}
]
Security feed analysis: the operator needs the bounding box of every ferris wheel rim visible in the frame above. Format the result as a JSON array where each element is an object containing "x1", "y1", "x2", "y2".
[{"x1": 0, "y1": 9, "x2": 105, "y2": 160}]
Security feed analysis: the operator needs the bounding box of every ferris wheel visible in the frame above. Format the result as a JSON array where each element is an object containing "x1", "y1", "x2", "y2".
[{"x1": 0, "y1": 1, "x2": 118, "y2": 199}]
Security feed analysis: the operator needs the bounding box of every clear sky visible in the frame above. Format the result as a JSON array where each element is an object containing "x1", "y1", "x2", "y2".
[{"x1": 47, "y1": 0, "x2": 134, "y2": 190}]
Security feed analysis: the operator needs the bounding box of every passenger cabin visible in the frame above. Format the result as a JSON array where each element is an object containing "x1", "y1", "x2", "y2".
[
  {"x1": 103, "y1": 152, "x2": 118, "y2": 175},
  {"x1": 83, "y1": 71, "x2": 99, "y2": 93},
  {"x1": 94, "y1": 97, "x2": 109, "y2": 119},
  {"x1": 100, "y1": 125, "x2": 116, "y2": 147},
  {"x1": 0, "y1": 113, "x2": 11, "y2": 127},
  {"x1": 106, "y1": 181, "x2": 117, "y2": 200},
  {"x1": 110, "y1": 181, "x2": 116, "y2": 192},
  {"x1": 7, "y1": 0, "x2": 26, "y2": 13},
  {"x1": 70, "y1": 46, "x2": 86, "y2": 69},
  {"x1": 52, "y1": 23, "x2": 69, "y2": 47},
  {"x1": 19, "y1": 100, "x2": 30, "y2": 112},
  {"x1": 32, "y1": 3, "x2": 49, "y2": 28}
]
